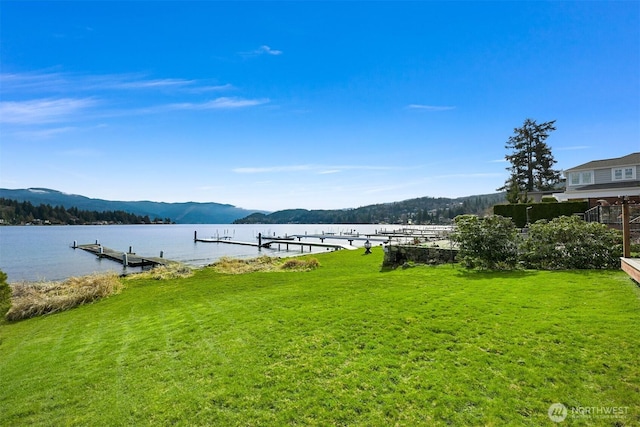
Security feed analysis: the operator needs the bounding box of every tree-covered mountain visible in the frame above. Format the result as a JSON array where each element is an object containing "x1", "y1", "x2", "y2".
[
  {"x1": 0, "y1": 188, "x2": 266, "y2": 224},
  {"x1": 0, "y1": 198, "x2": 155, "y2": 225},
  {"x1": 233, "y1": 193, "x2": 506, "y2": 224}
]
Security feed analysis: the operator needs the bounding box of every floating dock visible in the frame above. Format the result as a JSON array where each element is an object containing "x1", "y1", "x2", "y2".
[
  {"x1": 193, "y1": 231, "x2": 356, "y2": 253},
  {"x1": 261, "y1": 239, "x2": 356, "y2": 252},
  {"x1": 290, "y1": 234, "x2": 391, "y2": 245},
  {"x1": 195, "y1": 238, "x2": 260, "y2": 247},
  {"x1": 74, "y1": 243, "x2": 172, "y2": 268}
]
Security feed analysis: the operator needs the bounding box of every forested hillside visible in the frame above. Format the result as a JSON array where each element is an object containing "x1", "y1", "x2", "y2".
[
  {"x1": 0, "y1": 198, "x2": 163, "y2": 225},
  {"x1": 234, "y1": 193, "x2": 505, "y2": 224},
  {"x1": 0, "y1": 188, "x2": 265, "y2": 224}
]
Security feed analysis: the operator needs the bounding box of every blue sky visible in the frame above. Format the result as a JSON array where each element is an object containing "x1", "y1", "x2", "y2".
[{"x1": 1, "y1": 1, "x2": 638, "y2": 211}]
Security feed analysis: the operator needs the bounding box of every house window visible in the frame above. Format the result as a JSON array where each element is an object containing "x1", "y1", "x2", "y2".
[
  {"x1": 612, "y1": 167, "x2": 636, "y2": 181},
  {"x1": 568, "y1": 171, "x2": 593, "y2": 186}
]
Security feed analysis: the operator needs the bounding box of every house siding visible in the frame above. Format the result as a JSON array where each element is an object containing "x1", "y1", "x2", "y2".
[{"x1": 595, "y1": 168, "x2": 612, "y2": 185}]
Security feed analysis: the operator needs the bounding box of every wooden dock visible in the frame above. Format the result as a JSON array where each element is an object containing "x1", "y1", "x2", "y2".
[
  {"x1": 74, "y1": 243, "x2": 172, "y2": 268},
  {"x1": 193, "y1": 231, "x2": 356, "y2": 253},
  {"x1": 290, "y1": 234, "x2": 391, "y2": 245},
  {"x1": 261, "y1": 239, "x2": 356, "y2": 252},
  {"x1": 195, "y1": 238, "x2": 260, "y2": 247}
]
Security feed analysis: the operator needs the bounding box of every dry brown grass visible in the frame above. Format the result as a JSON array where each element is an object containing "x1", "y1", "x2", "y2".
[
  {"x1": 6, "y1": 273, "x2": 123, "y2": 321},
  {"x1": 280, "y1": 257, "x2": 321, "y2": 271},
  {"x1": 124, "y1": 263, "x2": 194, "y2": 281},
  {"x1": 209, "y1": 256, "x2": 320, "y2": 274}
]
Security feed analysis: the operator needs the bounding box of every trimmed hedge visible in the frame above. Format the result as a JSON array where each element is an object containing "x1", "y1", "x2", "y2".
[{"x1": 493, "y1": 201, "x2": 588, "y2": 227}]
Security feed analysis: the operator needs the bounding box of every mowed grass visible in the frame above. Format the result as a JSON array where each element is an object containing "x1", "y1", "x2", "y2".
[{"x1": 1, "y1": 248, "x2": 639, "y2": 426}]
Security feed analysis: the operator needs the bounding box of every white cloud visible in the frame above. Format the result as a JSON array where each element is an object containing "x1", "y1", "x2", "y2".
[
  {"x1": 407, "y1": 104, "x2": 455, "y2": 111},
  {"x1": 233, "y1": 165, "x2": 313, "y2": 174},
  {"x1": 13, "y1": 126, "x2": 77, "y2": 139},
  {"x1": 433, "y1": 172, "x2": 503, "y2": 179},
  {"x1": 0, "y1": 71, "x2": 232, "y2": 94},
  {"x1": 256, "y1": 45, "x2": 282, "y2": 55},
  {"x1": 158, "y1": 97, "x2": 270, "y2": 112},
  {"x1": 0, "y1": 98, "x2": 97, "y2": 124},
  {"x1": 239, "y1": 45, "x2": 283, "y2": 57},
  {"x1": 555, "y1": 145, "x2": 590, "y2": 151},
  {"x1": 232, "y1": 164, "x2": 409, "y2": 174},
  {"x1": 59, "y1": 148, "x2": 103, "y2": 157}
]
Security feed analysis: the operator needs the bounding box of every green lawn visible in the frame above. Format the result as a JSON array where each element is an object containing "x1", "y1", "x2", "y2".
[{"x1": 1, "y1": 248, "x2": 639, "y2": 426}]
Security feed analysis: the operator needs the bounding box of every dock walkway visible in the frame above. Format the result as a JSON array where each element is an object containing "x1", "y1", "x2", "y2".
[{"x1": 75, "y1": 243, "x2": 171, "y2": 268}]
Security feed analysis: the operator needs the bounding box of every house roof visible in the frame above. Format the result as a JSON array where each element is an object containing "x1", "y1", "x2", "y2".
[
  {"x1": 565, "y1": 180, "x2": 640, "y2": 192},
  {"x1": 565, "y1": 152, "x2": 640, "y2": 172}
]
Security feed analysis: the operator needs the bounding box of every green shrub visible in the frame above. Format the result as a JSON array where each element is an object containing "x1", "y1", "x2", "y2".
[
  {"x1": 0, "y1": 270, "x2": 10, "y2": 319},
  {"x1": 451, "y1": 215, "x2": 519, "y2": 270},
  {"x1": 494, "y1": 201, "x2": 588, "y2": 227},
  {"x1": 520, "y1": 216, "x2": 622, "y2": 269}
]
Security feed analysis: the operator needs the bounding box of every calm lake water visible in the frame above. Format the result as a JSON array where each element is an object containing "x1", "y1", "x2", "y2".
[{"x1": 0, "y1": 224, "x2": 400, "y2": 283}]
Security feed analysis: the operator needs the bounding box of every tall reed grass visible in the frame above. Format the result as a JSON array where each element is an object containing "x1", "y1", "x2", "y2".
[
  {"x1": 124, "y1": 263, "x2": 193, "y2": 281},
  {"x1": 6, "y1": 273, "x2": 123, "y2": 321},
  {"x1": 210, "y1": 256, "x2": 320, "y2": 274}
]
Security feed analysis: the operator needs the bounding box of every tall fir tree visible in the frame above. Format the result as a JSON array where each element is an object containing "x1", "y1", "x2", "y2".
[{"x1": 498, "y1": 119, "x2": 560, "y2": 199}]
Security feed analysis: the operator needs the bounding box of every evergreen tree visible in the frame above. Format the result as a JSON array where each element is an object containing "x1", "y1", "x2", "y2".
[{"x1": 498, "y1": 119, "x2": 560, "y2": 197}]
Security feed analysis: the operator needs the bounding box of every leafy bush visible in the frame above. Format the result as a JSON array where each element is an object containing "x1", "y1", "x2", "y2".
[
  {"x1": 6, "y1": 273, "x2": 123, "y2": 321},
  {"x1": 494, "y1": 201, "x2": 588, "y2": 227},
  {"x1": 0, "y1": 270, "x2": 10, "y2": 319},
  {"x1": 451, "y1": 215, "x2": 519, "y2": 270},
  {"x1": 520, "y1": 216, "x2": 622, "y2": 269}
]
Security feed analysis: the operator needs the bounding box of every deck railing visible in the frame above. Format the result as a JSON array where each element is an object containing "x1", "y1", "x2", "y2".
[{"x1": 584, "y1": 205, "x2": 640, "y2": 226}]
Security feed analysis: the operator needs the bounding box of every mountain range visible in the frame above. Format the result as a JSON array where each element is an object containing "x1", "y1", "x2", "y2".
[
  {"x1": 0, "y1": 188, "x2": 266, "y2": 224},
  {"x1": 0, "y1": 188, "x2": 505, "y2": 225}
]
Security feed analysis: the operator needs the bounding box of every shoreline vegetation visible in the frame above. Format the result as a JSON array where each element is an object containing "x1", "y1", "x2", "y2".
[
  {"x1": 3, "y1": 257, "x2": 322, "y2": 321},
  {"x1": 0, "y1": 197, "x2": 172, "y2": 226},
  {"x1": 1, "y1": 249, "x2": 639, "y2": 425}
]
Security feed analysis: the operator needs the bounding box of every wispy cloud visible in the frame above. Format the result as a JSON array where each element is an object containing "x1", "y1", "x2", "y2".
[
  {"x1": 0, "y1": 98, "x2": 97, "y2": 124},
  {"x1": 13, "y1": 126, "x2": 77, "y2": 139},
  {"x1": 0, "y1": 71, "x2": 232, "y2": 94},
  {"x1": 407, "y1": 104, "x2": 455, "y2": 111},
  {"x1": 233, "y1": 165, "x2": 313, "y2": 174},
  {"x1": 240, "y1": 45, "x2": 283, "y2": 57},
  {"x1": 555, "y1": 145, "x2": 590, "y2": 151},
  {"x1": 59, "y1": 148, "x2": 103, "y2": 158},
  {"x1": 232, "y1": 164, "x2": 405, "y2": 174},
  {"x1": 257, "y1": 45, "x2": 282, "y2": 55},
  {"x1": 144, "y1": 97, "x2": 270, "y2": 114},
  {"x1": 433, "y1": 172, "x2": 503, "y2": 179}
]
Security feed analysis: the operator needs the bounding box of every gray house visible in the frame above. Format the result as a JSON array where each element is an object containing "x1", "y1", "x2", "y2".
[{"x1": 554, "y1": 152, "x2": 640, "y2": 208}]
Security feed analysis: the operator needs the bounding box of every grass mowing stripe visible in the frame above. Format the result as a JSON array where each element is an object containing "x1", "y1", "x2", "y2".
[{"x1": 1, "y1": 248, "x2": 639, "y2": 425}]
